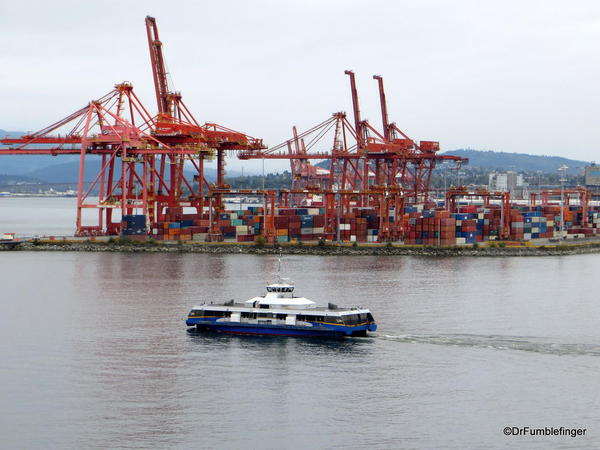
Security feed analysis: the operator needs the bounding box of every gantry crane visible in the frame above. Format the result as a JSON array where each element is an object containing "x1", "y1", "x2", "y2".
[
  {"x1": 239, "y1": 71, "x2": 466, "y2": 205},
  {"x1": 0, "y1": 16, "x2": 264, "y2": 236}
]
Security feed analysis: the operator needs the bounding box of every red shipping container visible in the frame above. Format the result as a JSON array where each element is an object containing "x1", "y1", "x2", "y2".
[{"x1": 275, "y1": 216, "x2": 289, "y2": 228}]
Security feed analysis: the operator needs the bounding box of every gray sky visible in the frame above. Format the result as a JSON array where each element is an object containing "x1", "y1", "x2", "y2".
[{"x1": 1, "y1": 0, "x2": 599, "y2": 173}]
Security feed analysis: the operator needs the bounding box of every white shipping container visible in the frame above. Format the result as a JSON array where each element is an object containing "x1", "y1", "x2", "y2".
[
  {"x1": 524, "y1": 233, "x2": 531, "y2": 240},
  {"x1": 301, "y1": 228, "x2": 313, "y2": 235},
  {"x1": 350, "y1": 235, "x2": 357, "y2": 242},
  {"x1": 455, "y1": 237, "x2": 466, "y2": 245},
  {"x1": 308, "y1": 208, "x2": 320, "y2": 215}
]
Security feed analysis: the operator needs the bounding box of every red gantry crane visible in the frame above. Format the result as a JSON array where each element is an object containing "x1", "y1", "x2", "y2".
[
  {"x1": 239, "y1": 71, "x2": 466, "y2": 205},
  {"x1": 0, "y1": 16, "x2": 264, "y2": 236}
]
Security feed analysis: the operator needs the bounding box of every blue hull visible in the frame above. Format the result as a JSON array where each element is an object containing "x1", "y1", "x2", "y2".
[
  {"x1": 202, "y1": 324, "x2": 345, "y2": 338},
  {"x1": 187, "y1": 319, "x2": 375, "y2": 338}
]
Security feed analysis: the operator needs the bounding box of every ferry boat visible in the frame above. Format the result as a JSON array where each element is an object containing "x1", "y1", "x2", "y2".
[{"x1": 186, "y1": 280, "x2": 377, "y2": 338}]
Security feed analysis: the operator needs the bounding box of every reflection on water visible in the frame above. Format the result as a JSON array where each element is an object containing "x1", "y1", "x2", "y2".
[
  {"x1": 2, "y1": 252, "x2": 600, "y2": 449},
  {"x1": 187, "y1": 328, "x2": 376, "y2": 354}
]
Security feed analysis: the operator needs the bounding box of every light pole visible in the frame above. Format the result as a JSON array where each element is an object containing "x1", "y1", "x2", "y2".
[{"x1": 559, "y1": 164, "x2": 568, "y2": 237}]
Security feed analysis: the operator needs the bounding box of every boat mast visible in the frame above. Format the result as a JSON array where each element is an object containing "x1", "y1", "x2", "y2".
[{"x1": 277, "y1": 249, "x2": 282, "y2": 282}]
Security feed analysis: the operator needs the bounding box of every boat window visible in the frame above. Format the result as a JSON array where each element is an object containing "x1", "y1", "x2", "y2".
[
  {"x1": 301, "y1": 315, "x2": 324, "y2": 322},
  {"x1": 276, "y1": 314, "x2": 287, "y2": 320},
  {"x1": 342, "y1": 314, "x2": 361, "y2": 325},
  {"x1": 367, "y1": 313, "x2": 374, "y2": 322},
  {"x1": 203, "y1": 310, "x2": 230, "y2": 317},
  {"x1": 260, "y1": 304, "x2": 269, "y2": 309}
]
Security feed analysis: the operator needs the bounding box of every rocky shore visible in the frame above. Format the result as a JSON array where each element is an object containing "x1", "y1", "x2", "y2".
[{"x1": 4, "y1": 239, "x2": 600, "y2": 257}]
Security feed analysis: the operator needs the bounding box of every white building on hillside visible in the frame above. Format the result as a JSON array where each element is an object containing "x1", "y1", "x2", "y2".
[{"x1": 488, "y1": 171, "x2": 525, "y2": 194}]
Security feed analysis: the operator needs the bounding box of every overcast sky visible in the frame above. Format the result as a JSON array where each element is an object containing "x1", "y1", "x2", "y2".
[{"x1": 1, "y1": 0, "x2": 599, "y2": 173}]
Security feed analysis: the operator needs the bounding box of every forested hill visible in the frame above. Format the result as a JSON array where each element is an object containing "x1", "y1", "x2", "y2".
[{"x1": 442, "y1": 149, "x2": 588, "y2": 175}]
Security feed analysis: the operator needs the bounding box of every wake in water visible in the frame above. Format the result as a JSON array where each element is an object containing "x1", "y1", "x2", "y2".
[{"x1": 375, "y1": 333, "x2": 600, "y2": 356}]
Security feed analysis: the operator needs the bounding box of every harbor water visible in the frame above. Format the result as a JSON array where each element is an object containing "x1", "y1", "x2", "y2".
[{"x1": 1, "y1": 198, "x2": 600, "y2": 449}]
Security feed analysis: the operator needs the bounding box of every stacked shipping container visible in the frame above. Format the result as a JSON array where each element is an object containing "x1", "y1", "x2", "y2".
[{"x1": 129, "y1": 203, "x2": 600, "y2": 245}]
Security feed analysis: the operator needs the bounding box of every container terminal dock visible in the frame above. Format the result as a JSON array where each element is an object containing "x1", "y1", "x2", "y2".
[{"x1": 1, "y1": 16, "x2": 599, "y2": 248}]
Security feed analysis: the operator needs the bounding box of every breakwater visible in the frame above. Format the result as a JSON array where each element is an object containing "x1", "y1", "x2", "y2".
[{"x1": 5, "y1": 239, "x2": 600, "y2": 257}]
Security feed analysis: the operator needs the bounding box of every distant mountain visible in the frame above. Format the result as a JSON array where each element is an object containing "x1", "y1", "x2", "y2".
[
  {"x1": 22, "y1": 160, "x2": 221, "y2": 183},
  {"x1": 1, "y1": 129, "x2": 254, "y2": 181},
  {"x1": 0, "y1": 174, "x2": 45, "y2": 186},
  {"x1": 0, "y1": 129, "x2": 24, "y2": 139},
  {"x1": 0, "y1": 155, "x2": 81, "y2": 175},
  {"x1": 441, "y1": 149, "x2": 588, "y2": 175},
  {"x1": 23, "y1": 159, "x2": 106, "y2": 183},
  {"x1": 1, "y1": 130, "x2": 82, "y2": 174},
  {"x1": 0, "y1": 150, "x2": 244, "y2": 183},
  {"x1": 315, "y1": 149, "x2": 588, "y2": 176}
]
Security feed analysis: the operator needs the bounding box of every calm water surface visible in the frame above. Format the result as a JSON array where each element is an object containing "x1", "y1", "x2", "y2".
[
  {"x1": 1, "y1": 252, "x2": 600, "y2": 449},
  {"x1": 1, "y1": 198, "x2": 600, "y2": 449}
]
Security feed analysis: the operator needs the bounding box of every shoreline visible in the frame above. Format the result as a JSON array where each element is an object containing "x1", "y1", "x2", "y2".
[{"x1": 3, "y1": 239, "x2": 600, "y2": 257}]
